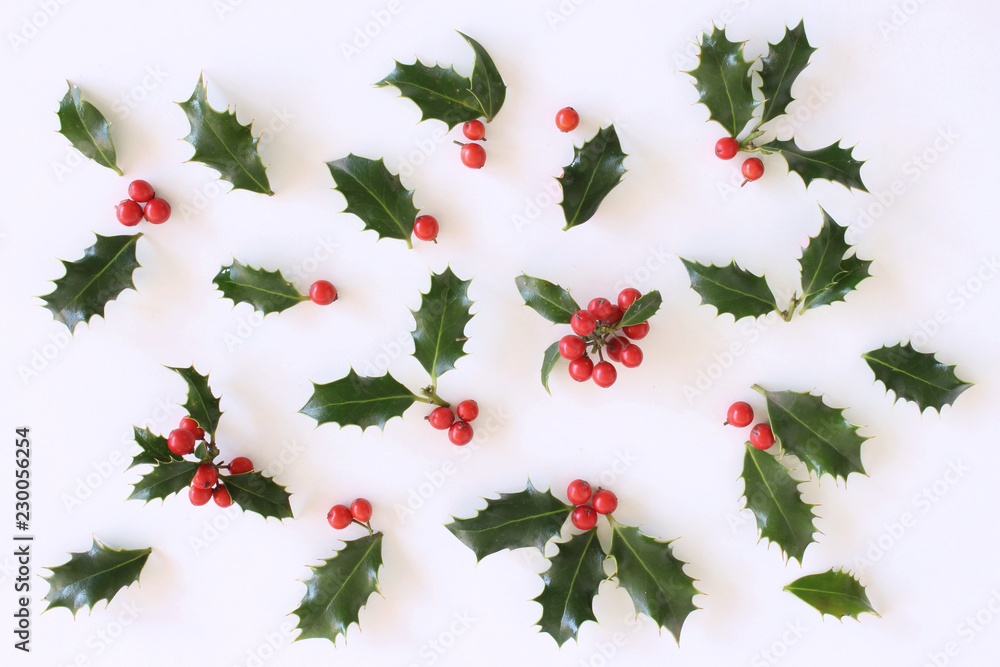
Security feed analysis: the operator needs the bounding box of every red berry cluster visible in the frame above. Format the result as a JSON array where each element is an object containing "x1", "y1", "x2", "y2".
[
  {"x1": 714, "y1": 137, "x2": 764, "y2": 187},
  {"x1": 166, "y1": 416, "x2": 254, "y2": 507},
  {"x1": 115, "y1": 179, "x2": 171, "y2": 226},
  {"x1": 327, "y1": 498, "x2": 373, "y2": 530},
  {"x1": 566, "y1": 479, "x2": 618, "y2": 530},
  {"x1": 559, "y1": 287, "x2": 649, "y2": 388},
  {"x1": 426, "y1": 399, "x2": 478, "y2": 446},
  {"x1": 308, "y1": 280, "x2": 338, "y2": 305},
  {"x1": 725, "y1": 401, "x2": 775, "y2": 450},
  {"x1": 456, "y1": 119, "x2": 487, "y2": 169}
]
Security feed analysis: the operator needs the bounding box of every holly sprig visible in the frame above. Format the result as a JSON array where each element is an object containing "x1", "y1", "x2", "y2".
[{"x1": 42, "y1": 538, "x2": 151, "y2": 615}]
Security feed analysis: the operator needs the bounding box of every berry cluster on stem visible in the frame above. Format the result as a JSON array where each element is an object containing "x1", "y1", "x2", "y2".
[
  {"x1": 560, "y1": 287, "x2": 650, "y2": 388},
  {"x1": 327, "y1": 498, "x2": 375, "y2": 535},
  {"x1": 168, "y1": 416, "x2": 255, "y2": 508},
  {"x1": 566, "y1": 478, "x2": 618, "y2": 530},
  {"x1": 116, "y1": 179, "x2": 171, "y2": 226},
  {"x1": 426, "y1": 396, "x2": 479, "y2": 446}
]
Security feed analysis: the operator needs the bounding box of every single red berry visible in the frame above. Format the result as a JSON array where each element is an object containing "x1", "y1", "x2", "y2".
[
  {"x1": 213, "y1": 484, "x2": 233, "y2": 508},
  {"x1": 558, "y1": 334, "x2": 587, "y2": 361},
  {"x1": 606, "y1": 337, "x2": 626, "y2": 363},
  {"x1": 143, "y1": 197, "x2": 171, "y2": 224},
  {"x1": 179, "y1": 417, "x2": 200, "y2": 434},
  {"x1": 413, "y1": 215, "x2": 439, "y2": 242},
  {"x1": 309, "y1": 280, "x2": 338, "y2": 305},
  {"x1": 588, "y1": 297, "x2": 614, "y2": 320},
  {"x1": 167, "y1": 428, "x2": 196, "y2": 456},
  {"x1": 715, "y1": 137, "x2": 740, "y2": 160},
  {"x1": 605, "y1": 305, "x2": 623, "y2": 324},
  {"x1": 350, "y1": 498, "x2": 373, "y2": 523},
  {"x1": 726, "y1": 401, "x2": 754, "y2": 428},
  {"x1": 567, "y1": 479, "x2": 592, "y2": 506},
  {"x1": 741, "y1": 157, "x2": 764, "y2": 184},
  {"x1": 456, "y1": 400, "x2": 479, "y2": 422},
  {"x1": 228, "y1": 457, "x2": 253, "y2": 474},
  {"x1": 592, "y1": 361, "x2": 617, "y2": 388},
  {"x1": 192, "y1": 463, "x2": 218, "y2": 490},
  {"x1": 128, "y1": 179, "x2": 155, "y2": 203},
  {"x1": 617, "y1": 287, "x2": 642, "y2": 310},
  {"x1": 571, "y1": 505, "x2": 598, "y2": 530},
  {"x1": 568, "y1": 356, "x2": 594, "y2": 382},
  {"x1": 116, "y1": 200, "x2": 143, "y2": 227},
  {"x1": 327, "y1": 504, "x2": 353, "y2": 529},
  {"x1": 460, "y1": 143, "x2": 486, "y2": 169},
  {"x1": 555, "y1": 107, "x2": 580, "y2": 132},
  {"x1": 448, "y1": 420, "x2": 474, "y2": 446},
  {"x1": 592, "y1": 489, "x2": 618, "y2": 515},
  {"x1": 427, "y1": 406, "x2": 455, "y2": 430},
  {"x1": 462, "y1": 120, "x2": 485, "y2": 141},
  {"x1": 750, "y1": 423, "x2": 775, "y2": 450},
  {"x1": 620, "y1": 344, "x2": 643, "y2": 369},
  {"x1": 189, "y1": 484, "x2": 213, "y2": 506},
  {"x1": 622, "y1": 321, "x2": 649, "y2": 340},
  {"x1": 193, "y1": 427, "x2": 206, "y2": 440},
  {"x1": 570, "y1": 310, "x2": 597, "y2": 336}
]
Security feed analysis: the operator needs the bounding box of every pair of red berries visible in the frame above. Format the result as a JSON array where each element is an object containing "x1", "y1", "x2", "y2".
[
  {"x1": 560, "y1": 287, "x2": 650, "y2": 388},
  {"x1": 115, "y1": 179, "x2": 171, "y2": 226},
  {"x1": 457, "y1": 119, "x2": 488, "y2": 169},
  {"x1": 308, "y1": 280, "x2": 338, "y2": 305},
  {"x1": 167, "y1": 416, "x2": 207, "y2": 456},
  {"x1": 714, "y1": 137, "x2": 764, "y2": 186},
  {"x1": 567, "y1": 479, "x2": 618, "y2": 530},
  {"x1": 327, "y1": 498, "x2": 373, "y2": 529},
  {"x1": 427, "y1": 399, "x2": 479, "y2": 446},
  {"x1": 725, "y1": 401, "x2": 775, "y2": 450}
]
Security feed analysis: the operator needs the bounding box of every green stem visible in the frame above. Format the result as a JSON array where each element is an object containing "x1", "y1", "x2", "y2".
[{"x1": 418, "y1": 385, "x2": 450, "y2": 408}]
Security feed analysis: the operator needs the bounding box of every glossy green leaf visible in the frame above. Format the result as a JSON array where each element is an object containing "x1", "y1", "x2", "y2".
[
  {"x1": 759, "y1": 21, "x2": 817, "y2": 125},
  {"x1": 375, "y1": 61, "x2": 480, "y2": 129},
  {"x1": 533, "y1": 530, "x2": 606, "y2": 646},
  {"x1": 805, "y1": 254, "x2": 872, "y2": 311},
  {"x1": 785, "y1": 569, "x2": 879, "y2": 620},
  {"x1": 56, "y1": 81, "x2": 122, "y2": 175},
  {"x1": 619, "y1": 290, "x2": 662, "y2": 328},
  {"x1": 685, "y1": 26, "x2": 760, "y2": 137},
  {"x1": 178, "y1": 75, "x2": 273, "y2": 195},
  {"x1": 540, "y1": 341, "x2": 561, "y2": 395},
  {"x1": 327, "y1": 154, "x2": 418, "y2": 247},
  {"x1": 863, "y1": 343, "x2": 973, "y2": 413},
  {"x1": 41, "y1": 233, "x2": 142, "y2": 333},
  {"x1": 42, "y1": 538, "x2": 151, "y2": 615},
  {"x1": 300, "y1": 370, "x2": 417, "y2": 432},
  {"x1": 411, "y1": 267, "x2": 474, "y2": 382},
  {"x1": 459, "y1": 32, "x2": 507, "y2": 121},
  {"x1": 558, "y1": 125, "x2": 628, "y2": 229},
  {"x1": 799, "y1": 207, "x2": 871, "y2": 311},
  {"x1": 741, "y1": 444, "x2": 818, "y2": 563},
  {"x1": 769, "y1": 138, "x2": 868, "y2": 192},
  {"x1": 127, "y1": 460, "x2": 200, "y2": 504},
  {"x1": 222, "y1": 470, "x2": 293, "y2": 520},
  {"x1": 680, "y1": 259, "x2": 778, "y2": 321},
  {"x1": 128, "y1": 426, "x2": 182, "y2": 469},
  {"x1": 167, "y1": 366, "x2": 223, "y2": 440},
  {"x1": 213, "y1": 260, "x2": 307, "y2": 315},
  {"x1": 515, "y1": 274, "x2": 581, "y2": 324},
  {"x1": 293, "y1": 533, "x2": 384, "y2": 644}
]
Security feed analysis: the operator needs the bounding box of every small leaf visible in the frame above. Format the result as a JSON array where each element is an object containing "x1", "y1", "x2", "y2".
[
  {"x1": 40, "y1": 233, "x2": 142, "y2": 332},
  {"x1": 785, "y1": 569, "x2": 879, "y2": 620},
  {"x1": 805, "y1": 254, "x2": 872, "y2": 311},
  {"x1": 166, "y1": 366, "x2": 223, "y2": 440},
  {"x1": 42, "y1": 538, "x2": 151, "y2": 615},
  {"x1": 445, "y1": 483, "x2": 572, "y2": 561},
  {"x1": 213, "y1": 260, "x2": 307, "y2": 315},
  {"x1": 292, "y1": 533, "x2": 384, "y2": 644},
  {"x1": 56, "y1": 82, "x2": 122, "y2": 175},
  {"x1": 375, "y1": 62, "x2": 479, "y2": 129},
  {"x1": 540, "y1": 341, "x2": 561, "y2": 395},
  {"x1": 411, "y1": 267, "x2": 474, "y2": 382},
  {"x1": 300, "y1": 370, "x2": 417, "y2": 432},
  {"x1": 769, "y1": 138, "x2": 868, "y2": 193},
  {"x1": 178, "y1": 74, "x2": 273, "y2": 195},
  {"x1": 128, "y1": 427, "x2": 181, "y2": 469},
  {"x1": 459, "y1": 31, "x2": 507, "y2": 122},
  {"x1": 533, "y1": 530, "x2": 606, "y2": 646},
  {"x1": 619, "y1": 290, "x2": 662, "y2": 328},
  {"x1": 685, "y1": 26, "x2": 760, "y2": 137},
  {"x1": 759, "y1": 21, "x2": 817, "y2": 125},
  {"x1": 558, "y1": 125, "x2": 628, "y2": 229},
  {"x1": 128, "y1": 460, "x2": 200, "y2": 503},
  {"x1": 799, "y1": 207, "x2": 871, "y2": 311},
  {"x1": 741, "y1": 444, "x2": 818, "y2": 563},
  {"x1": 680, "y1": 259, "x2": 778, "y2": 321},
  {"x1": 222, "y1": 470, "x2": 293, "y2": 520},
  {"x1": 327, "y1": 154, "x2": 418, "y2": 247},
  {"x1": 515, "y1": 274, "x2": 582, "y2": 325},
  {"x1": 863, "y1": 343, "x2": 973, "y2": 413}
]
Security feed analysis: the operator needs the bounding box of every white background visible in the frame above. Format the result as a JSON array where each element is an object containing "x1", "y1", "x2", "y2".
[{"x1": 2, "y1": 0, "x2": 999, "y2": 665}]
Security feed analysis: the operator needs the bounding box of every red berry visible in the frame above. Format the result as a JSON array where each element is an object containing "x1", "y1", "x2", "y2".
[
  {"x1": 350, "y1": 498, "x2": 373, "y2": 523},
  {"x1": 571, "y1": 505, "x2": 598, "y2": 530},
  {"x1": 567, "y1": 479, "x2": 592, "y2": 506},
  {"x1": 741, "y1": 158, "x2": 764, "y2": 184},
  {"x1": 192, "y1": 463, "x2": 218, "y2": 490},
  {"x1": 189, "y1": 484, "x2": 212, "y2": 506},
  {"x1": 116, "y1": 200, "x2": 143, "y2": 227},
  {"x1": 228, "y1": 457, "x2": 253, "y2": 474},
  {"x1": 606, "y1": 337, "x2": 626, "y2": 363},
  {"x1": 413, "y1": 215, "x2": 439, "y2": 242},
  {"x1": 327, "y1": 504, "x2": 353, "y2": 529},
  {"x1": 448, "y1": 420, "x2": 474, "y2": 446},
  {"x1": 193, "y1": 427, "x2": 205, "y2": 440},
  {"x1": 167, "y1": 428, "x2": 196, "y2": 456},
  {"x1": 143, "y1": 197, "x2": 171, "y2": 224},
  {"x1": 179, "y1": 417, "x2": 200, "y2": 434},
  {"x1": 715, "y1": 137, "x2": 739, "y2": 160},
  {"x1": 213, "y1": 485, "x2": 233, "y2": 508},
  {"x1": 750, "y1": 423, "x2": 775, "y2": 450},
  {"x1": 620, "y1": 344, "x2": 643, "y2": 369},
  {"x1": 309, "y1": 280, "x2": 338, "y2": 305},
  {"x1": 128, "y1": 179, "x2": 155, "y2": 203},
  {"x1": 592, "y1": 489, "x2": 618, "y2": 514},
  {"x1": 462, "y1": 120, "x2": 485, "y2": 141},
  {"x1": 456, "y1": 400, "x2": 479, "y2": 422},
  {"x1": 570, "y1": 310, "x2": 597, "y2": 336},
  {"x1": 617, "y1": 287, "x2": 642, "y2": 310},
  {"x1": 605, "y1": 305, "x2": 623, "y2": 324},
  {"x1": 568, "y1": 356, "x2": 594, "y2": 382},
  {"x1": 555, "y1": 107, "x2": 580, "y2": 132},
  {"x1": 592, "y1": 361, "x2": 617, "y2": 388},
  {"x1": 622, "y1": 321, "x2": 649, "y2": 340},
  {"x1": 558, "y1": 334, "x2": 587, "y2": 361},
  {"x1": 726, "y1": 401, "x2": 754, "y2": 428},
  {"x1": 588, "y1": 298, "x2": 614, "y2": 320},
  {"x1": 460, "y1": 143, "x2": 486, "y2": 169},
  {"x1": 428, "y1": 406, "x2": 455, "y2": 430}
]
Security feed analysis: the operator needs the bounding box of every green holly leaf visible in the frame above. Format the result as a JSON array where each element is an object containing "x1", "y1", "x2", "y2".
[
  {"x1": 558, "y1": 125, "x2": 628, "y2": 230},
  {"x1": 292, "y1": 533, "x2": 384, "y2": 644},
  {"x1": 685, "y1": 26, "x2": 760, "y2": 137},
  {"x1": 167, "y1": 366, "x2": 223, "y2": 440},
  {"x1": 540, "y1": 341, "x2": 561, "y2": 395},
  {"x1": 759, "y1": 21, "x2": 817, "y2": 125},
  {"x1": 56, "y1": 81, "x2": 122, "y2": 176},
  {"x1": 178, "y1": 74, "x2": 273, "y2": 195},
  {"x1": 299, "y1": 370, "x2": 417, "y2": 432},
  {"x1": 753, "y1": 385, "x2": 868, "y2": 482},
  {"x1": 533, "y1": 530, "x2": 606, "y2": 646},
  {"x1": 222, "y1": 470, "x2": 293, "y2": 520},
  {"x1": 680, "y1": 259, "x2": 778, "y2": 321},
  {"x1": 862, "y1": 343, "x2": 973, "y2": 413},
  {"x1": 741, "y1": 444, "x2": 818, "y2": 563},
  {"x1": 785, "y1": 569, "x2": 879, "y2": 620},
  {"x1": 619, "y1": 290, "x2": 662, "y2": 328},
  {"x1": 326, "y1": 154, "x2": 419, "y2": 248},
  {"x1": 411, "y1": 267, "x2": 474, "y2": 382},
  {"x1": 805, "y1": 254, "x2": 872, "y2": 311},
  {"x1": 799, "y1": 207, "x2": 871, "y2": 311},
  {"x1": 459, "y1": 31, "x2": 506, "y2": 122},
  {"x1": 42, "y1": 538, "x2": 151, "y2": 615},
  {"x1": 40, "y1": 233, "x2": 142, "y2": 333},
  {"x1": 446, "y1": 483, "x2": 572, "y2": 561},
  {"x1": 213, "y1": 260, "x2": 308, "y2": 315},
  {"x1": 515, "y1": 274, "x2": 582, "y2": 325},
  {"x1": 128, "y1": 427, "x2": 182, "y2": 469},
  {"x1": 127, "y1": 460, "x2": 200, "y2": 504},
  {"x1": 768, "y1": 138, "x2": 868, "y2": 192},
  {"x1": 608, "y1": 517, "x2": 699, "y2": 643}
]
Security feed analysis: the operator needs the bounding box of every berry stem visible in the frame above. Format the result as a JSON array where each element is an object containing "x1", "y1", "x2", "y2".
[{"x1": 418, "y1": 386, "x2": 450, "y2": 408}]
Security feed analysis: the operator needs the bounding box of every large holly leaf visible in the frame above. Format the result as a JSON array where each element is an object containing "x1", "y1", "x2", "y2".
[
  {"x1": 213, "y1": 261, "x2": 307, "y2": 315},
  {"x1": 759, "y1": 21, "x2": 816, "y2": 125},
  {"x1": 741, "y1": 444, "x2": 818, "y2": 563},
  {"x1": 127, "y1": 460, "x2": 200, "y2": 503},
  {"x1": 608, "y1": 517, "x2": 699, "y2": 643},
  {"x1": 799, "y1": 208, "x2": 871, "y2": 311},
  {"x1": 540, "y1": 341, "x2": 561, "y2": 395},
  {"x1": 680, "y1": 259, "x2": 778, "y2": 321},
  {"x1": 785, "y1": 569, "x2": 879, "y2": 620},
  {"x1": 533, "y1": 530, "x2": 606, "y2": 646},
  {"x1": 558, "y1": 125, "x2": 628, "y2": 230},
  {"x1": 685, "y1": 26, "x2": 760, "y2": 137},
  {"x1": 515, "y1": 274, "x2": 581, "y2": 325},
  {"x1": 459, "y1": 31, "x2": 506, "y2": 122},
  {"x1": 292, "y1": 533, "x2": 384, "y2": 644},
  {"x1": 128, "y1": 427, "x2": 182, "y2": 469},
  {"x1": 56, "y1": 81, "x2": 122, "y2": 175},
  {"x1": 42, "y1": 539, "x2": 151, "y2": 615},
  {"x1": 375, "y1": 61, "x2": 480, "y2": 129},
  {"x1": 862, "y1": 343, "x2": 973, "y2": 413},
  {"x1": 167, "y1": 366, "x2": 223, "y2": 440},
  {"x1": 619, "y1": 290, "x2": 662, "y2": 328},
  {"x1": 41, "y1": 233, "x2": 142, "y2": 332},
  {"x1": 768, "y1": 138, "x2": 868, "y2": 192},
  {"x1": 754, "y1": 385, "x2": 868, "y2": 482},
  {"x1": 178, "y1": 75, "x2": 273, "y2": 195},
  {"x1": 411, "y1": 267, "x2": 474, "y2": 382},
  {"x1": 446, "y1": 483, "x2": 572, "y2": 561},
  {"x1": 300, "y1": 370, "x2": 417, "y2": 432},
  {"x1": 223, "y1": 470, "x2": 293, "y2": 520},
  {"x1": 327, "y1": 155, "x2": 419, "y2": 247}
]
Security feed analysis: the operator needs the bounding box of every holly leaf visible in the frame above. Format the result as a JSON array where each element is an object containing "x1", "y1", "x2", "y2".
[
  {"x1": 540, "y1": 341, "x2": 561, "y2": 395},
  {"x1": 804, "y1": 254, "x2": 872, "y2": 311},
  {"x1": 128, "y1": 427, "x2": 182, "y2": 469},
  {"x1": 785, "y1": 569, "x2": 879, "y2": 620},
  {"x1": 619, "y1": 290, "x2": 662, "y2": 328},
  {"x1": 292, "y1": 533, "x2": 384, "y2": 644},
  {"x1": 799, "y1": 207, "x2": 871, "y2": 311},
  {"x1": 299, "y1": 370, "x2": 417, "y2": 432},
  {"x1": 127, "y1": 460, "x2": 200, "y2": 504},
  {"x1": 41, "y1": 233, "x2": 142, "y2": 333},
  {"x1": 411, "y1": 267, "x2": 474, "y2": 382},
  {"x1": 515, "y1": 274, "x2": 581, "y2": 324},
  {"x1": 327, "y1": 154, "x2": 418, "y2": 248},
  {"x1": 759, "y1": 21, "x2": 817, "y2": 125},
  {"x1": 167, "y1": 366, "x2": 223, "y2": 440},
  {"x1": 56, "y1": 81, "x2": 122, "y2": 176},
  {"x1": 42, "y1": 538, "x2": 151, "y2": 615},
  {"x1": 459, "y1": 32, "x2": 507, "y2": 122},
  {"x1": 741, "y1": 444, "x2": 818, "y2": 563},
  {"x1": 769, "y1": 138, "x2": 868, "y2": 192},
  {"x1": 862, "y1": 343, "x2": 973, "y2": 413},
  {"x1": 680, "y1": 259, "x2": 778, "y2": 321},
  {"x1": 178, "y1": 74, "x2": 273, "y2": 195},
  {"x1": 558, "y1": 125, "x2": 628, "y2": 230},
  {"x1": 533, "y1": 530, "x2": 606, "y2": 646},
  {"x1": 375, "y1": 61, "x2": 480, "y2": 129},
  {"x1": 608, "y1": 517, "x2": 699, "y2": 643},
  {"x1": 753, "y1": 385, "x2": 868, "y2": 482},
  {"x1": 213, "y1": 260, "x2": 307, "y2": 315},
  {"x1": 445, "y1": 483, "x2": 572, "y2": 561},
  {"x1": 223, "y1": 470, "x2": 293, "y2": 520},
  {"x1": 685, "y1": 26, "x2": 760, "y2": 137}
]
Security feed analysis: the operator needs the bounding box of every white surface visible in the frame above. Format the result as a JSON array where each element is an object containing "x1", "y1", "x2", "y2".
[{"x1": 2, "y1": 1, "x2": 999, "y2": 665}]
